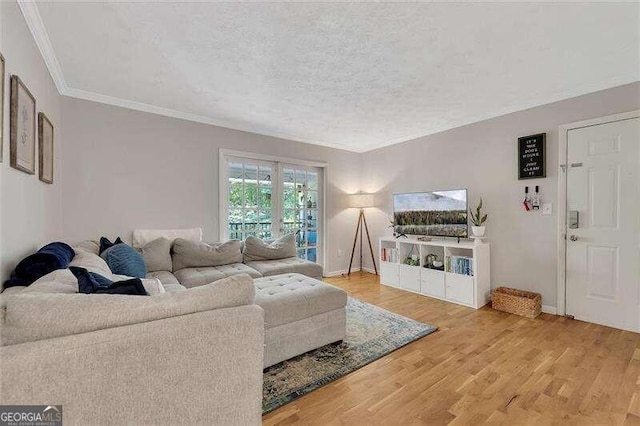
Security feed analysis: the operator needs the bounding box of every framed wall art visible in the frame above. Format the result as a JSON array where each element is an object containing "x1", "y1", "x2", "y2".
[
  {"x1": 38, "y1": 112, "x2": 54, "y2": 184},
  {"x1": 10, "y1": 75, "x2": 36, "y2": 174},
  {"x1": 518, "y1": 133, "x2": 546, "y2": 180}
]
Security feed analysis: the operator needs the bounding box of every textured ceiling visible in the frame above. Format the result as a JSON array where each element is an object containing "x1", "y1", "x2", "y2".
[{"x1": 27, "y1": 2, "x2": 640, "y2": 152}]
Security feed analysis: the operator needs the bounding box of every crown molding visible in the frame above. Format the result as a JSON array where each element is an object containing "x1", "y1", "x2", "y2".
[
  {"x1": 359, "y1": 76, "x2": 640, "y2": 153},
  {"x1": 18, "y1": 0, "x2": 68, "y2": 93},
  {"x1": 63, "y1": 86, "x2": 359, "y2": 152}
]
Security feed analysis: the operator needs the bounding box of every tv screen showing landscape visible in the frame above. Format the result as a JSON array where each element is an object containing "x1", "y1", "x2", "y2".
[{"x1": 393, "y1": 190, "x2": 468, "y2": 237}]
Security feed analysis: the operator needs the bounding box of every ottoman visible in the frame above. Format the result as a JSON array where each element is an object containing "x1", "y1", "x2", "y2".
[{"x1": 254, "y1": 273, "x2": 348, "y2": 368}]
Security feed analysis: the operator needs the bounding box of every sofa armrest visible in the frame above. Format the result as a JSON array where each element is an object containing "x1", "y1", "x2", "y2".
[{"x1": 0, "y1": 305, "x2": 264, "y2": 426}]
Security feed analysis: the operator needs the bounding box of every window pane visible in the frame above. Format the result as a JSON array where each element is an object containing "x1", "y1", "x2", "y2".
[
  {"x1": 229, "y1": 181, "x2": 243, "y2": 208},
  {"x1": 228, "y1": 162, "x2": 243, "y2": 180},
  {"x1": 296, "y1": 231, "x2": 306, "y2": 248},
  {"x1": 307, "y1": 248, "x2": 317, "y2": 262},
  {"x1": 308, "y1": 172, "x2": 318, "y2": 190},
  {"x1": 259, "y1": 187, "x2": 271, "y2": 209},
  {"x1": 307, "y1": 191, "x2": 318, "y2": 209},
  {"x1": 296, "y1": 170, "x2": 306, "y2": 187},
  {"x1": 244, "y1": 210, "x2": 259, "y2": 230},
  {"x1": 229, "y1": 209, "x2": 244, "y2": 227},
  {"x1": 258, "y1": 210, "x2": 272, "y2": 231},
  {"x1": 284, "y1": 188, "x2": 296, "y2": 209},
  {"x1": 306, "y1": 210, "x2": 317, "y2": 229},
  {"x1": 258, "y1": 167, "x2": 271, "y2": 184},
  {"x1": 296, "y1": 185, "x2": 305, "y2": 207},
  {"x1": 283, "y1": 168, "x2": 295, "y2": 184},
  {"x1": 244, "y1": 182, "x2": 258, "y2": 207},
  {"x1": 297, "y1": 249, "x2": 306, "y2": 260},
  {"x1": 259, "y1": 230, "x2": 272, "y2": 240},
  {"x1": 307, "y1": 231, "x2": 317, "y2": 247}
]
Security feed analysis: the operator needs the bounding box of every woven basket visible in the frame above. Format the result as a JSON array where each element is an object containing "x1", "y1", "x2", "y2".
[{"x1": 491, "y1": 287, "x2": 541, "y2": 319}]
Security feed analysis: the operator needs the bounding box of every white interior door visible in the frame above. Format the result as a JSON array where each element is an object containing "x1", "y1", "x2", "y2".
[{"x1": 565, "y1": 117, "x2": 640, "y2": 332}]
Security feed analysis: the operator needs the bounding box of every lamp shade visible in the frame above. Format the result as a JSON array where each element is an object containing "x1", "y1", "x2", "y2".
[{"x1": 350, "y1": 193, "x2": 375, "y2": 208}]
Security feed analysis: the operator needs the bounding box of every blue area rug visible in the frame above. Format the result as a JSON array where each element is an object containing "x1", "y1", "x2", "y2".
[{"x1": 263, "y1": 297, "x2": 438, "y2": 414}]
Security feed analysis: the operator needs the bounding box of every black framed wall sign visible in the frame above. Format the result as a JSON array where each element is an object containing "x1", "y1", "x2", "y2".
[{"x1": 518, "y1": 133, "x2": 546, "y2": 179}]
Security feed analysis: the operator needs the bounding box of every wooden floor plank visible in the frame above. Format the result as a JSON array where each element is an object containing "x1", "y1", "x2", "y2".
[{"x1": 263, "y1": 272, "x2": 640, "y2": 425}]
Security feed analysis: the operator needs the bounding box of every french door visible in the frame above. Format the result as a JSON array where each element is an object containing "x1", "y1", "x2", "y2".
[{"x1": 222, "y1": 153, "x2": 323, "y2": 265}]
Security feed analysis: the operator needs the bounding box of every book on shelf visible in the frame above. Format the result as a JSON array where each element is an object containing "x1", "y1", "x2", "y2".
[
  {"x1": 445, "y1": 256, "x2": 474, "y2": 276},
  {"x1": 381, "y1": 247, "x2": 398, "y2": 263}
]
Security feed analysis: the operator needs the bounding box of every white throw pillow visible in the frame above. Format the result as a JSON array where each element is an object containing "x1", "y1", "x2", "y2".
[{"x1": 132, "y1": 228, "x2": 202, "y2": 249}]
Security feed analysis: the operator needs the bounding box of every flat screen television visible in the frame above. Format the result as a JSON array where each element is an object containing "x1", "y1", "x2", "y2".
[{"x1": 393, "y1": 190, "x2": 468, "y2": 237}]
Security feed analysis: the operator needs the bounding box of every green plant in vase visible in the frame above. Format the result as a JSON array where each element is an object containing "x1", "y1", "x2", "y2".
[{"x1": 469, "y1": 198, "x2": 488, "y2": 238}]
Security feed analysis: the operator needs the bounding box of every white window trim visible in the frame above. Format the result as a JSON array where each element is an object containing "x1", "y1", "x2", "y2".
[{"x1": 219, "y1": 149, "x2": 328, "y2": 271}]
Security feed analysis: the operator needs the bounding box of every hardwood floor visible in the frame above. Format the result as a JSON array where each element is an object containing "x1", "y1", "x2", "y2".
[{"x1": 263, "y1": 272, "x2": 640, "y2": 425}]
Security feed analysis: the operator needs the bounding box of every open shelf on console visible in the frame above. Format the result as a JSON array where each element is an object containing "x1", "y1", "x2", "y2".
[{"x1": 378, "y1": 237, "x2": 490, "y2": 309}]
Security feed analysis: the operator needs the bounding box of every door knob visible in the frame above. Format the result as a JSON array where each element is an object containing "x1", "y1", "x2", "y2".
[{"x1": 569, "y1": 235, "x2": 578, "y2": 242}]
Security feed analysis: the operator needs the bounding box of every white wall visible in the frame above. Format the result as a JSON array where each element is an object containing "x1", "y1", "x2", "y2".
[
  {"x1": 360, "y1": 82, "x2": 640, "y2": 309},
  {"x1": 0, "y1": 2, "x2": 63, "y2": 283},
  {"x1": 61, "y1": 98, "x2": 362, "y2": 275}
]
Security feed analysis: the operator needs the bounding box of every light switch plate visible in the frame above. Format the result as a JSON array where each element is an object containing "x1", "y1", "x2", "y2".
[{"x1": 542, "y1": 203, "x2": 552, "y2": 215}]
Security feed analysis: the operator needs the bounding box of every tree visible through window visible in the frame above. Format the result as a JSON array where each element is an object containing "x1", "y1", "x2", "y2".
[
  {"x1": 227, "y1": 162, "x2": 273, "y2": 240},
  {"x1": 224, "y1": 156, "x2": 321, "y2": 264}
]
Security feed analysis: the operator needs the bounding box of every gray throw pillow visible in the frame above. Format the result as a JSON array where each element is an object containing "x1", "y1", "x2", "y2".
[
  {"x1": 172, "y1": 239, "x2": 243, "y2": 271},
  {"x1": 243, "y1": 234, "x2": 296, "y2": 261},
  {"x1": 139, "y1": 238, "x2": 173, "y2": 272}
]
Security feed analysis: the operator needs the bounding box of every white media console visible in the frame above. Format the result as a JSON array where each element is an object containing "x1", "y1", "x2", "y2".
[{"x1": 379, "y1": 237, "x2": 491, "y2": 309}]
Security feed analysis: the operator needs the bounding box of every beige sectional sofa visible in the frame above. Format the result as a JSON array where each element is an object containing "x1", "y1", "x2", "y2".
[
  {"x1": 1, "y1": 245, "x2": 264, "y2": 425},
  {"x1": 0, "y1": 234, "x2": 346, "y2": 424}
]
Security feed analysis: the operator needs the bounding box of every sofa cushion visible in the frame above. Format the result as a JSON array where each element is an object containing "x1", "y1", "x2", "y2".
[
  {"x1": 245, "y1": 257, "x2": 323, "y2": 279},
  {"x1": 146, "y1": 271, "x2": 186, "y2": 293},
  {"x1": 1, "y1": 273, "x2": 256, "y2": 346},
  {"x1": 139, "y1": 237, "x2": 172, "y2": 272},
  {"x1": 146, "y1": 270, "x2": 179, "y2": 286},
  {"x1": 69, "y1": 250, "x2": 114, "y2": 277},
  {"x1": 172, "y1": 239, "x2": 243, "y2": 271},
  {"x1": 174, "y1": 263, "x2": 262, "y2": 288},
  {"x1": 74, "y1": 240, "x2": 100, "y2": 255},
  {"x1": 132, "y1": 227, "x2": 202, "y2": 249},
  {"x1": 254, "y1": 274, "x2": 347, "y2": 328},
  {"x1": 101, "y1": 244, "x2": 147, "y2": 278},
  {"x1": 242, "y1": 234, "x2": 296, "y2": 261}
]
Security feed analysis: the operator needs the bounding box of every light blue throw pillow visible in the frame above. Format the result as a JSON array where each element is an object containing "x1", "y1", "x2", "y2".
[{"x1": 100, "y1": 244, "x2": 147, "y2": 278}]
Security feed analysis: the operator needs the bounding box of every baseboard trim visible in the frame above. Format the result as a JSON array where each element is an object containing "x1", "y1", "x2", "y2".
[
  {"x1": 324, "y1": 267, "x2": 378, "y2": 278},
  {"x1": 324, "y1": 269, "x2": 351, "y2": 277},
  {"x1": 542, "y1": 305, "x2": 557, "y2": 315}
]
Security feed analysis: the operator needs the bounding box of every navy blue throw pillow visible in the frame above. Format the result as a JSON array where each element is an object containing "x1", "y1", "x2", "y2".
[
  {"x1": 100, "y1": 244, "x2": 147, "y2": 278},
  {"x1": 70, "y1": 267, "x2": 147, "y2": 296},
  {"x1": 99, "y1": 237, "x2": 124, "y2": 255},
  {"x1": 4, "y1": 242, "x2": 75, "y2": 288}
]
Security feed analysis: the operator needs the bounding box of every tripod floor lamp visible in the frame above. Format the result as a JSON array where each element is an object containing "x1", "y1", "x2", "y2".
[{"x1": 348, "y1": 193, "x2": 378, "y2": 276}]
